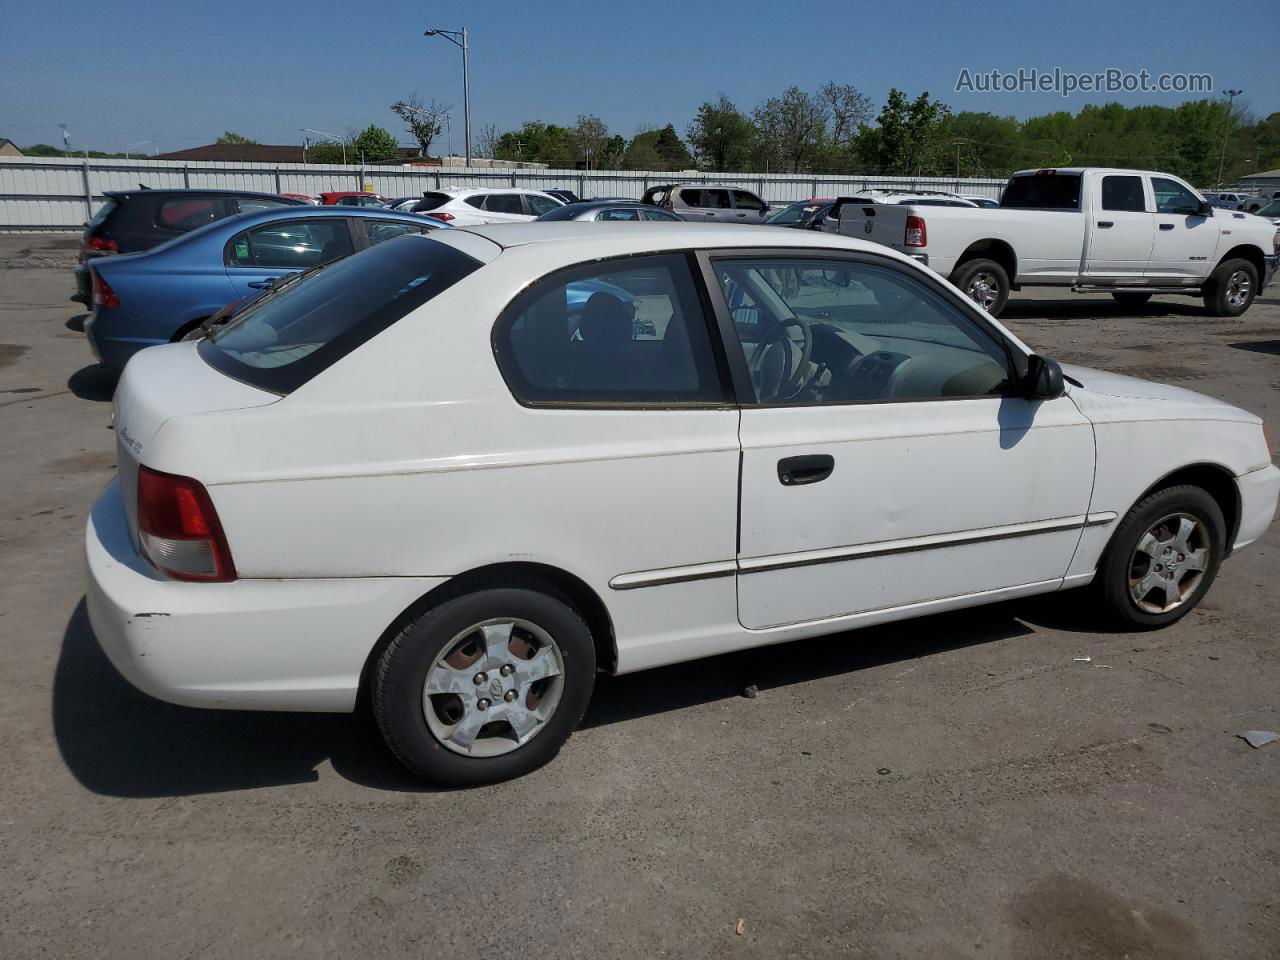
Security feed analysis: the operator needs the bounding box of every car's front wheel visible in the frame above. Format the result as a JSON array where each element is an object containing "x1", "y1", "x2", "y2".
[
  {"x1": 1203, "y1": 259, "x2": 1258, "y2": 317},
  {"x1": 372, "y1": 585, "x2": 596, "y2": 786},
  {"x1": 1095, "y1": 485, "x2": 1225, "y2": 629}
]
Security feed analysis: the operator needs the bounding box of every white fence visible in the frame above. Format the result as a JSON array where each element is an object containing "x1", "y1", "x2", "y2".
[{"x1": 0, "y1": 156, "x2": 1007, "y2": 230}]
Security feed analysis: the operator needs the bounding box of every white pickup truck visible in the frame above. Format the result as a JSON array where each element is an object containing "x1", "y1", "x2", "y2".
[{"x1": 826, "y1": 167, "x2": 1279, "y2": 317}]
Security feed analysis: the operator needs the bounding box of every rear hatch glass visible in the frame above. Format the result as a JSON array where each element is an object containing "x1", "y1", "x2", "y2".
[
  {"x1": 413, "y1": 192, "x2": 452, "y2": 211},
  {"x1": 198, "y1": 234, "x2": 481, "y2": 394}
]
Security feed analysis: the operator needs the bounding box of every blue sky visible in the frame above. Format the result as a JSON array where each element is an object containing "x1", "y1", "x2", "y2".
[{"x1": 1, "y1": 0, "x2": 1274, "y2": 153}]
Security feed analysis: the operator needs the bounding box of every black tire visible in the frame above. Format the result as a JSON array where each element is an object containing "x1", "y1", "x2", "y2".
[
  {"x1": 1111, "y1": 292, "x2": 1152, "y2": 307},
  {"x1": 951, "y1": 259, "x2": 1010, "y2": 316},
  {"x1": 174, "y1": 319, "x2": 207, "y2": 342},
  {"x1": 1095, "y1": 484, "x2": 1225, "y2": 629},
  {"x1": 372, "y1": 585, "x2": 596, "y2": 786},
  {"x1": 1202, "y1": 258, "x2": 1258, "y2": 317}
]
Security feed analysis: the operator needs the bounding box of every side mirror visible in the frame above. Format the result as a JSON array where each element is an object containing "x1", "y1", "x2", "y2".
[
  {"x1": 1024, "y1": 354, "x2": 1065, "y2": 399},
  {"x1": 1197, "y1": 200, "x2": 1213, "y2": 217}
]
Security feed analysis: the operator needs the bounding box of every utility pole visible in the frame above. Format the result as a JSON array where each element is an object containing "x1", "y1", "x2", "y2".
[
  {"x1": 302, "y1": 128, "x2": 346, "y2": 165},
  {"x1": 424, "y1": 27, "x2": 471, "y2": 166},
  {"x1": 952, "y1": 140, "x2": 964, "y2": 177},
  {"x1": 1216, "y1": 89, "x2": 1243, "y2": 188}
]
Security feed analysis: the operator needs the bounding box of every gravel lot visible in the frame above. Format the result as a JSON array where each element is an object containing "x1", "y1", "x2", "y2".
[{"x1": 1, "y1": 233, "x2": 1277, "y2": 959}]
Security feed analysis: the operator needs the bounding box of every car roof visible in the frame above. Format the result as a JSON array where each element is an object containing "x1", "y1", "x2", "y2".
[
  {"x1": 451, "y1": 221, "x2": 907, "y2": 254},
  {"x1": 103, "y1": 188, "x2": 305, "y2": 202},
  {"x1": 438, "y1": 187, "x2": 557, "y2": 198},
  {"x1": 216, "y1": 206, "x2": 444, "y2": 229}
]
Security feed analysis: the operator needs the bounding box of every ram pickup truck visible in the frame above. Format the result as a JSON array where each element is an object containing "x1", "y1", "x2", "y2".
[{"x1": 826, "y1": 167, "x2": 1279, "y2": 317}]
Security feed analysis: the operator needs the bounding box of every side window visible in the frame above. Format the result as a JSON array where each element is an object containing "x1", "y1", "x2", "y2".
[
  {"x1": 494, "y1": 254, "x2": 725, "y2": 405},
  {"x1": 524, "y1": 194, "x2": 560, "y2": 216},
  {"x1": 712, "y1": 257, "x2": 1011, "y2": 405},
  {"x1": 702, "y1": 189, "x2": 731, "y2": 209},
  {"x1": 677, "y1": 189, "x2": 702, "y2": 208},
  {"x1": 1151, "y1": 178, "x2": 1202, "y2": 215},
  {"x1": 227, "y1": 219, "x2": 355, "y2": 269},
  {"x1": 484, "y1": 194, "x2": 524, "y2": 215},
  {"x1": 361, "y1": 220, "x2": 428, "y2": 246},
  {"x1": 1101, "y1": 175, "x2": 1146, "y2": 212},
  {"x1": 731, "y1": 190, "x2": 766, "y2": 212},
  {"x1": 156, "y1": 196, "x2": 227, "y2": 231},
  {"x1": 642, "y1": 208, "x2": 682, "y2": 221},
  {"x1": 597, "y1": 208, "x2": 641, "y2": 221},
  {"x1": 464, "y1": 195, "x2": 487, "y2": 209}
]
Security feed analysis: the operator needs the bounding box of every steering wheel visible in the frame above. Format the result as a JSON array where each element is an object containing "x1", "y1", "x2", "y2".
[{"x1": 748, "y1": 314, "x2": 813, "y2": 401}]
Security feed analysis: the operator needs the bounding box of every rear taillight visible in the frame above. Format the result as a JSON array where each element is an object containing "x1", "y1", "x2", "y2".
[
  {"x1": 427, "y1": 211, "x2": 454, "y2": 222},
  {"x1": 136, "y1": 467, "x2": 236, "y2": 582},
  {"x1": 904, "y1": 215, "x2": 927, "y2": 248},
  {"x1": 85, "y1": 235, "x2": 119, "y2": 253},
  {"x1": 91, "y1": 271, "x2": 120, "y2": 308}
]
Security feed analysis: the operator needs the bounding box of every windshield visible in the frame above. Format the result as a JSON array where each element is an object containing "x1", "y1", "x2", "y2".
[
  {"x1": 1258, "y1": 199, "x2": 1280, "y2": 217},
  {"x1": 199, "y1": 235, "x2": 481, "y2": 394},
  {"x1": 765, "y1": 203, "x2": 810, "y2": 225}
]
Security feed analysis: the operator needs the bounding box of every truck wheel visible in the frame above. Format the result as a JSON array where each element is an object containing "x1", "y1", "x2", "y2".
[
  {"x1": 951, "y1": 259, "x2": 1009, "y2": 315},
  {"x1": 1202, "y1": 259, "x2": 1257, "y2": 317},
  {"x1": 1111, "y1": 292, "x2": 1152, "y2": 307}
]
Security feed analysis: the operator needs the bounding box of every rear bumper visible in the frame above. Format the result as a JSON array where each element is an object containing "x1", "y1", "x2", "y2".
[
  {"x1": 84, "y1": 310, "x2": 166, "y2": 369},
  {"x1": 1234, "y1": 462, "x2": 1280, "y2": 551},
  {"x1": 85, "y1": 478, "x2": 445, "y2": 712}
]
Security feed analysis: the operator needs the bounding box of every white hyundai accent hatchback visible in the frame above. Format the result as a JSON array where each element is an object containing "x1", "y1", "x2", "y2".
[{"x1": 85, "y1": 223, "x2": 1280, "y2": 785}]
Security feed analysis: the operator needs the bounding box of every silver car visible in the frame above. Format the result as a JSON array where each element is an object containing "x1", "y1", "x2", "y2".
[
  {"x1": 535, "y1": 200, "x2": 686, "y2": 222},
  {"x1": 640, "y1": 183, "x2": 770, "y2": 223}
]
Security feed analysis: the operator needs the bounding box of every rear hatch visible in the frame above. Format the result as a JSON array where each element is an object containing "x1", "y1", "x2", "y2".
[{"x1": 112, "y1": 343, "x2": 278, "y2": 547}]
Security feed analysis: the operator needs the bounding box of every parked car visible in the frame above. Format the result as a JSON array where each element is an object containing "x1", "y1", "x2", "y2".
[
  {"x1": 542, "y1": 189, "x2": 580, "y2": 204},
  {"x1": 383, "y1": 196, "x2": 422, "y2": 211},
  {"x1": 318, "y1": 191, "x2": 391, "y2": 207},
  {"x1": 1204, "y1": 191, "x2": 1253, "y2": 211},
  {"x1": 764, "y1": 199, "x2": 835, "y2": 229},
  {"x1": 535, "y1": 200, "x2": 685, "y2": 222},
  {"x1": 957, "y1": 194, "x2": 1001, "y2": 209},
  {"x1": 1255, "y1": 197, "x2": 1280, "y2": 227},
  {"x1": 84, "y1": 206, "x2": 444, "y2": 368},
  {"x1": 826, "y1": 168, "x2": 1279, "y2": 317},
  {"x1": 280, "y1": 193, "x2": 318, "y2": 205},
  {"x1": 404, "y1": 188, "x2": 563, "y2": 225},
  {"x1": 640, "y1": 184, "x2": 770, "y2": 223},
  {"x1": 73, "y1": 189, "x2": 307, "y2": 304},
  {"x1": 833, "y1": 189, "x2": 980, "y2": 208},
  {"x1": 85, "y1": 222, "x2": 1279, "y2": 786}
]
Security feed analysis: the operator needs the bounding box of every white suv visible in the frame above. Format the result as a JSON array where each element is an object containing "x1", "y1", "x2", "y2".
[
  {"x1": 407, "y1": 188, "x2": 563, "y2": 225},
  {"x1": 85, "y1": 222, "x2": 1279, "y2": 785}
]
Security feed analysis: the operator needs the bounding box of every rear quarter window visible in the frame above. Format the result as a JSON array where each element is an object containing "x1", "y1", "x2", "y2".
[
  {"x1": 156, "y1": 196, "x2": 229, "y2": 231},
  {"x1": 1000, "y1": 174, "x2": 1081, "y2": 210},
  {"x1": 199, "y1": 236, "x2": 481, "y2": 394}
]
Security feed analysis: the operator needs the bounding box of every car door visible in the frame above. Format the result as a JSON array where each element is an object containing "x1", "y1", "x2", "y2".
[
  {"x1": 702, "y1": 251, "x2": 1096, "y2": 630},
  {"x1": 224, "y1": 217, "x2": 357, "y2": 302},
  {"x1": 730, "y1": 189, "x2": 769, "y2": 224},
  {"x1": 1147, "y1": 176, "x2": 1220, "y2": 281},
  {"x1": 1083, "y1": 174, "x2": 1154, "y2": 280}
]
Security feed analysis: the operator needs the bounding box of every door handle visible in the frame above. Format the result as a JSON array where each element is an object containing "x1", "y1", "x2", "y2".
[
  {"x1": 778, "y1": 454, "x2": 834, "y2": 486},
  {"x1": 1158, "y1": 223, "x2": 1175, "y2": 231},
  {"x1": 1096, "y1": 221, "x2": 1114, "y2": 228},
  {"x1": 247, "y1": 278, "x2": 277, "y2": 289},
  {"x1": 736, "y1": 213, "x2": 747, "y2": 218}
]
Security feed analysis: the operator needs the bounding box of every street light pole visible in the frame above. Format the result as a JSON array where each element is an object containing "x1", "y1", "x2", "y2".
[
  {"x1": 424, "y1": 27, "x2": 471, "y2": 167},
  {"x1": 1216, "y1": 89, "x2": 1243, "y2": 189},
  {"x1": 301, "y1": 128, "x2": 346, "y2": 165}
]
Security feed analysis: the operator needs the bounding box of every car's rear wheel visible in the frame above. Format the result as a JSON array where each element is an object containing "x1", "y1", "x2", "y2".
[
  {"x1": 951, "y1": 259, "x2": 1010, "y2": 316},
  {"x1": 1203, "y1": 259, "x2": 1257, "y2": 317},
  {"x1": 1111, "y1": 292, "x2": 1152, "y2": 307},
  {"x1": 372, "y1": 586, "x2": 596, "y2": 786},
  {"x1": 1095, "y1": 485, "x2": 1224, "y2": 628}
]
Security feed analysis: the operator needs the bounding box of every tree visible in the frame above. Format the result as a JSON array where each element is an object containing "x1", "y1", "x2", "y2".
[
  {"x1": 571, "y1": 114, "x2": 610, "y2": 168},
  {"x1": 686, "y1": 94, "x2": 755, "y2": 172},
  {"x1": 623, "y1": 124, "x2": 693, "y2": 171},
  {"x1": 390, "y1": 95, "x2": 449, "y2": 157},
  {"x1": 653, "y1": 124, "x2": 693, "y2": 170},
  {"x1": 477, "y1": 123, "x2": 502, "y2": 159},
  {"x1": 753, "y1": 86, "x2": 829, "y2": 173},
  {"x1": 876, "y1": 89, "x2": 951, "y2": 176},
  {"x1": 493, "y1": 121, "x2": 573, "y2": 165},
  {"x1": 216, "y1": 131, "x2": 257, "y2": 145},
  {"x1": 352, "y1": 124, "x2": 400, "y2": 163}
]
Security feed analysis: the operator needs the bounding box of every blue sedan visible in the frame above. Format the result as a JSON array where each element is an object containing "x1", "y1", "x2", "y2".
[{"x1": 85, "y1": 206, "x2": 447, "y2": 369}]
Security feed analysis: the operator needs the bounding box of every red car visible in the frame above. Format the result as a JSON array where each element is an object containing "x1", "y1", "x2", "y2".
[{"x1": 318, "y1": 191, "x2": 390, "y2": 207}]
